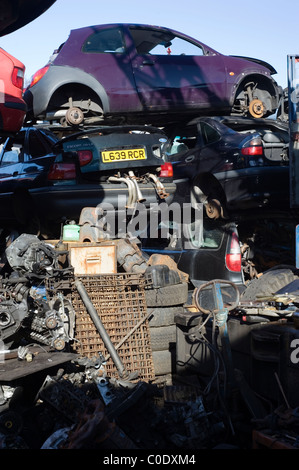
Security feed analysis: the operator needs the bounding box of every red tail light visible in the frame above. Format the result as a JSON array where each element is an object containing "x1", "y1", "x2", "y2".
[
  {"x1": 47, "y1": 163, "x2": 76, "y2": 180},
  {"x1": 226, "y1": 232, "x2": 241, "y2": 272},
  {"x1": 77, "y1": 150, "x2": 93, "y2": 167},
  {"x1": 159, "y1": 162, "x2": 173, "y2": 177},
  {"x1": 30, "y1": 65, "x2": 50, "y2": 87},
  {"x1": 241, "y1": 137, "x2": 263, "y2": 156},
  {"x1": 12, "y1": 67, "x2": 24, "y2": 89}
]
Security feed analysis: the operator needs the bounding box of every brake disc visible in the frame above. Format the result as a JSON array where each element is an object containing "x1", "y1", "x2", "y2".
[
  {"x1": 248, "y1": 99, "x2": 265, "y2": 118},
  {"x1": 65, "y1": 107, "x2": 84, "y2": 126}
]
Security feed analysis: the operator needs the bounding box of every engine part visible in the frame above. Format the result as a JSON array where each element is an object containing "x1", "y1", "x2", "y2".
[
  {"x1": 5, "y1": 234, "x2": 61, "y2": 276},
  {"x1": 0, "y1": 298, "x2": 28, "y2": 343},
  {"x1": 116, "y1": 238, "x2": 148, "y2": 273}
]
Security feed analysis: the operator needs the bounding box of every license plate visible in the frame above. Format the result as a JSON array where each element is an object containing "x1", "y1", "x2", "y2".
[{"x1": 102, "y1": 148, "x2": 146, "y2": 163}]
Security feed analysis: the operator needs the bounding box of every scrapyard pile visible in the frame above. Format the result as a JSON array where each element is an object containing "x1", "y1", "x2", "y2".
[{"x1": 0, "y1": 224, "x2": 299, "y2": 450}]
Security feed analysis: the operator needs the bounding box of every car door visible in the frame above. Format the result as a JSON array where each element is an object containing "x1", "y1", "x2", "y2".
[
  {"x1": 0, "y1": 132, "x2": 25, "y2": 217},
  {"x1": 17, "y1": 128, "x2": 56, "y2": 189},
  {"x1": 168, "y1": 120, "x2": 227, "y2": 178},
  {"x1": 128, "y1": 26, "x2": 227, "y2": 112},
  {"x1": 57, "y1": 25, "x2": 142, "y2": 113}
]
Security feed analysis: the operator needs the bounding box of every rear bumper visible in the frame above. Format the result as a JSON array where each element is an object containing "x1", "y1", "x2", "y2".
[
  {"x1": 215, "y1": 166, "x2": 289, "y2": 211},
  {"x1": 29, "y1": 181, "x2": 177, "y2": 223}
]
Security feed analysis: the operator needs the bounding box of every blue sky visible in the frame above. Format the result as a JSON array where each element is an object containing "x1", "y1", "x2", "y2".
[{"x1": 0, "y1": 0, "x2": 297, "y2": 88}]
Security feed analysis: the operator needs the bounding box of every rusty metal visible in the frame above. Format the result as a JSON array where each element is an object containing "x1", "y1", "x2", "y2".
[
  {"x1": 147, "y1": 253, "x2": 189, "y2": 284},
  {"x1": 75, "y1": 278, "x2": 128, "y2": 379},
  {"x1": 71, "y1": 274, "x2": 155, "y2": 381},
  {"x1": 116, "y1": 238, "x2": 148, "y2": 273},
  {"x1": 148, "y1": 173, "x2": 169, "y2": 199},
  {"x1": 248, "y1": 98, "x2": 265, "y2": 118},
  {"x1": 252, "y1": 430, "x2": 295, "y2": 449},
  {"x1": 69, "y1": 244, "x2": 117, "y2": 275}
]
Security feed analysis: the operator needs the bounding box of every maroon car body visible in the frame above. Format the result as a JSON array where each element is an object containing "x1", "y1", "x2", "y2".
[{"x1": 24, "y1": 23, "x2": 282, "y2": 126}]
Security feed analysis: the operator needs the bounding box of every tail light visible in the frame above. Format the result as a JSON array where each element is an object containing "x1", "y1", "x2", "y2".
[
  {"x1": 77, "y1": 150, "x2": 93, "y2": 167},
  {"x1": 47, "y1": 163, "x2": 76, "y2": 180},
  {"x1": 159, "y1": 162, "x2": 173, "y2": 177},
  {"x1": 241, "y1": 137, "x2": 264, "y2": 167},
  {"x1": 29, "y1": 65, "x2": 50, "y2": 87},
  {"x1": 226, "y1": 232, "x2": 241, "y2": 272},
  {"x1": 12, "y1": 67, "x2": 24, "y2": 89}
]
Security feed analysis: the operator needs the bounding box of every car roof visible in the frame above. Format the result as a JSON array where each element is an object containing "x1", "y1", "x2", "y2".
[
  {"x1": 65, "y1": 23, "x2": 220, "y2": 55},
  {"x1": 180, "y1": 115, "x2": 288, "y2": 132}
]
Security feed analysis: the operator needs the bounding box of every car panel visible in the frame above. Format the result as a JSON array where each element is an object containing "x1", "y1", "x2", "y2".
[
  {"x1": 0, "y1": 125, "x2": 176, "y2": 233},
  {"x1": 51, "y1": 25, "x2": 141, "y2": 113},
  {"x1": 128, "y1": 25, "x2": 228, "y2": 111},
  {"x1": 141, "y1": 217, "x2": 244, "y2": 288},
  {"x1": 164, "y1": 116, "x2": 290, "y2": 213},
  {"x1": 0, "y1": 48, "x2": 26, "y2": 133},
  {"x1": 58, "y1": 125, "x2": 167, "y2": 176},
  {"x1": 24, "y1": 23, "x2": 282, "y2": 125}
]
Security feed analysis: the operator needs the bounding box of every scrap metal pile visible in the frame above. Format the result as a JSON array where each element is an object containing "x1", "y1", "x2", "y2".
[{"x1": 0, "y1": 232, "x2": 299, "y2": 449}]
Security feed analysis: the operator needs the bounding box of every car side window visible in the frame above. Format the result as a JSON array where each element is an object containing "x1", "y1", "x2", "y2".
[
  {"x1": 129, "y1": 27, "x2": 204, "y2": 56},
  {"x1": 200, "y1": 122, "x2": 220, "y2": 145},
  {"x1": 166, "y1": 125, "x2": 198, "y2": 155},
  {"x1": 152, "y1": 36, "x2": 204, "y2": 56},
  {"x1": 27, "y1": 132, "x2": 50, "y2": 159},
  {"x1": 82, "y1": 28, "x2": 125, "y2": 54},
  {"x1": 0, "y1": 138, "x2": 23, "y2": 166},
  {"x1": 0, "y1": 146, "x2": 22, "y2": 166}
]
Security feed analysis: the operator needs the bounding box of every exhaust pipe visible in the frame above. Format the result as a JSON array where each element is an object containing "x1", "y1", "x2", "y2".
[
  {"x1": 108, "y1": 176, "x2": 136, "y2": 208},
  {"x1": 148, "y1": 173, "x2": 169, "y2": 199},
  {"x1": 128, "y1": 171, "x2": 146, "y2": 203}
]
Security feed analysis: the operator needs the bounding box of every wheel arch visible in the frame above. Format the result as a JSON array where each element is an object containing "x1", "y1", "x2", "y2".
[
  {"x1": 32, "y1": 65, "x2": 110, "y2": 116},
  {"x1": 191, "y1": 172, "x2": 227, "y2": 204},
  {"x1": 231, "y1": 72, "x2": 280, "y2": 115}
]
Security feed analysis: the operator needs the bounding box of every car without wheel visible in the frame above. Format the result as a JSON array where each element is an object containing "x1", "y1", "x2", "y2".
[
  {"x1": 23, "y1": 23, "x2": 282, "y2": 127},
  {"x1": 0, "y1": 125, "x2": 176, "y2": 237},
  {"x1": 163, "y1": 116, "x2": 290, "y2": 219}
]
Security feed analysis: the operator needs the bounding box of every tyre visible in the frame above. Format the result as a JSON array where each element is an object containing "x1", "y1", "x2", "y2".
[
  {"x1": 152, "y1": 350, "x2": 174, "y2": 376},
  {"x1": 148, "y1": 306, "x2": 184, "y2": 327},
  {"x1": 149, "y1": 325, "x2": 176, "y2": 351},
  {"x1": 241, "y1": 267, "x2": 299, "y2": 301},
  {"x1": 145, "y1": 283, "x2": 188, "y2": 307}
]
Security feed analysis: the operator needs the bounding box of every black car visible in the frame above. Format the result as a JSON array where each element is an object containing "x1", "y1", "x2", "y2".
[
  {"x1": 141, "y1": 208, "x2": 245, "y2": 291},
  {"x1": 0, "y1": 125, "x2": 176, "y2": 236},
  {"x1": 0, "y1": 126, "x2": 58, "y2": 230},
  {"x1": 163, "y1": 116, "x2": 289, "y2": 218}
]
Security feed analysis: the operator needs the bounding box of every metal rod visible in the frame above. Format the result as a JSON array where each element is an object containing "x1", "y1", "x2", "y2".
[{"x1": 75, "y1": 279, "x2": 128, "y2": 378}]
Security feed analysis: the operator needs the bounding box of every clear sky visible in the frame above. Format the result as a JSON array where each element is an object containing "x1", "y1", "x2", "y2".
[{"x1": 0, "y1": 0, "x2": 297, "y2": 89}]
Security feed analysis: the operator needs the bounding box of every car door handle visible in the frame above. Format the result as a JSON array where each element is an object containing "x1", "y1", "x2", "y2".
[
  {"x1": 185, "y1": 155, "x2": 195, "y2": 162},
  {"x1": 142, "y1": 60, "x2": 155, "y2": 66}
]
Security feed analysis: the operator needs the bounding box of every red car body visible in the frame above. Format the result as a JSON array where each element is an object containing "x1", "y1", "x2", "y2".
[{"x1": 0, "y1": 48, "x2": 26, "y2": 133}]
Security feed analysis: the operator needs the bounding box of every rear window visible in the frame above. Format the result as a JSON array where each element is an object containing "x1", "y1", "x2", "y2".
[
  {"x1": 82, "y1": 27, "x2": 125, "y2": 54},
  {"x1": 142, "y1": 215, "x2": 224, "y2": 251}
]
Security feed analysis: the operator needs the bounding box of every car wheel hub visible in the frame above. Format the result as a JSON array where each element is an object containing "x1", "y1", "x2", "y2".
[
  {"x1": 248, "y1": 99, "x2": 265, "y2": 118},
  {"x1": 65, "y1": 107, "x2": 84, "y2": 126}
]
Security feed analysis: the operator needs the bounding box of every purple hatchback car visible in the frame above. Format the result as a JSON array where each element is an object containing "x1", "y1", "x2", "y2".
[{"x1": 24, "y1": 23, "x2": 282, "y2": 127}]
